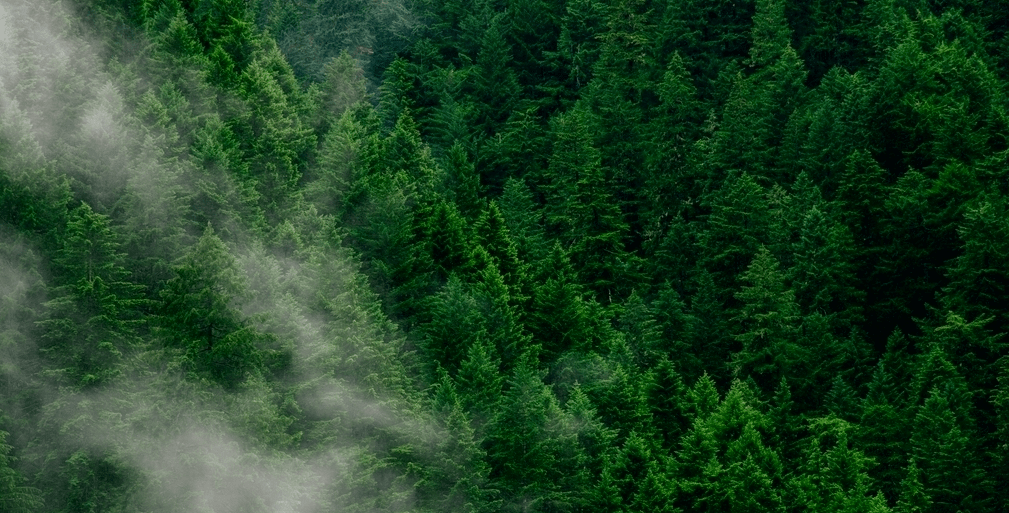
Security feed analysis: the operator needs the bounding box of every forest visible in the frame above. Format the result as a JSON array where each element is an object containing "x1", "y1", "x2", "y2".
[{"x1": 0, "y1": 0, "x2": 1007, "y2": 511}]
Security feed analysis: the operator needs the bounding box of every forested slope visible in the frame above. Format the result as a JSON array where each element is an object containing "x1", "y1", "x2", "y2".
[{"x1": 0, "y1": 0, "x2": 1007, "y2": 512}]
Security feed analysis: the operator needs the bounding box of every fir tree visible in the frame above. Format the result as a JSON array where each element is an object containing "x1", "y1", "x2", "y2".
[
  {"x1": 0, "y1": 429, "x2": 42, "y2": 513},
  {"x1": 731, "y1": 246, "x2": 805, "y2": 392}
]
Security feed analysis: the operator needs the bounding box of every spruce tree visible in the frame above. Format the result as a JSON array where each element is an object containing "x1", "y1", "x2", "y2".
[
  {"x1": 38, "y1": 202, "x2": 144, "y2": 389},
  {"x1": 731, "y1": 246, "x2": 805, "y2": 392},
  {"x1": 0, "y1": 429, "x2": 42, "y2": 513},
  {"x1": 160, "y1": 224, "x2": 263, "y2": 387}
]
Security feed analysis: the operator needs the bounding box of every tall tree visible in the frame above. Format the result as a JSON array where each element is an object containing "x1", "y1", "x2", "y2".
[
  {"x1": 539, "y1": 105, "x2": 631, "y2": 300},
  {"x1": 160, "y1": 224, "x2": 264, "y2": 387},
  {"x1": 731, "y1": 246, "x2": 805, "y2": 392},
  {"x1": 0, "y1": 428, "x2": 42, "y2": 513},
  {"x1": 38, "y1": 202, "x2": 144, "y2": 389}
]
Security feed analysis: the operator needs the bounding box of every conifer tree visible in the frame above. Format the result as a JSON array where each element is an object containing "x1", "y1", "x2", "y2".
[
  {"x1": 697, "y1": 172, "x2": 772, "y2": 298},
  {"x1": 790, "y1": 204, "x2": 863, "y2": 336},
  {"x1": 942, "y1": 193, "x2": 1009, "y2": 336},
  {"x1": 677, "y1": 380, "x2": 784, "y2": 513},
  {"x1": 456, "y1": 336, "x2": 504, "y2": 433},
  {"x1": 484, "y1": 353, "x2": 577, "y2": 512},
  {"x1": 39, "y1": 202, "x2": 144, "y2": 389},
  {"x1": 550, "y1": 0, "x2": 607, "y2": 96},
  {"x1": 540, "y1": 105, "x2": 631, "y2": 299},
  {"x1": 474, "y1": 12, "x2": 522, "y2": 133},
  {"x1": 421, "y1": 276, "x2": 486, "y2": 376},
  {"x1": 160, "y1": 224, "x2": 263, "y2": 387},
  {"x1": 731, "y1": 246, "x2": 805, "y2": 391},
  {"x1": 0, "y1": 429, "x2": 42, "y2": 513},
  {"x1": 419, "y1": 371, "x2": 497, "y2": 513},
  {"x1": 497, "y1": 177, "x2": 549, "y2": 263},
  {"x1": 320, "y1": 50, "x2": 367, "y2": 123},
  {"x1": 910, "y1": 387, "x2": 991, "y2": 512},
  {"x1": 526, "y1": 243, "x2": 594, "y2": 361},
  {"x1": 894, "y1": 459, "x2": 931, "y2": 513},
  {"x1": 790, "y1": 418, "x2": 892, "y2": 513}
]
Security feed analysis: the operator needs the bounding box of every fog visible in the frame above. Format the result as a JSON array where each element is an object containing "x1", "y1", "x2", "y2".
[{"x1": 0, "y1": 1, "x2": 435, "y2": 511}]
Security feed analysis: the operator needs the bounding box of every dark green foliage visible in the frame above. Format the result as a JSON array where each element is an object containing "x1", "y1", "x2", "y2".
[
  {"x1": 38, "y1": 202, "x2": 144, "y2": 389},
  {"x1": 160, "y1": 225, "x2": 263, "y2": 387},
  {"x1": 731, "y1": 246, "x2": 805, "y2": 391},
  {"x1": 484, "y1": 354, "x2": 579, "y2": 512},
  {"x1": 8, "y1": 0, "x2": 1009, "y2": 511}
]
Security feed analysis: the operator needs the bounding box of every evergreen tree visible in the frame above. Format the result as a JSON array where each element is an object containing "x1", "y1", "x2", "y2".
[
  {"x1": 894, "y1": 459, "x2": 931, "y2": 513},
  {"x1": 456, "y1": 336, "x2": 504, "y2": 432},
  {"x1": 697, "y1": 172, "x2": 772, "y2": 298},
  {"x1": 473, "y1": 12, "x2": 522, "y2": 133},
  {"x1": 421, "y1": 276, "x2": 486, "y2": 375},
  {"x1": 909, "y1": 387, "x2": 991, "y2": 512},
  {"x1": 677, "y1": 380, "x2": 784, "y2": 513},
  {"x1": 526, "y1": 243, "x2": 594, "y2": 361},
  {"x1": 484, "y1": 354, "x2": 578, "y2": 512},
  {"x1": 789, "y1": 417, "x2": 892, "y2": 513},
  {"x1": 539, "y1": 105, "x2": 631, "y2": 300},
  {"x1": 731, "y1": 246, "x2": 805, "y2": 391},
  {"x1": 790, "y1": 203, "x2": 863, "y2": 336},
  {"x1": 419, "y1": 371, "x2": 497, "y2": 513},
  {"x1": 942, "y1": 193, "x2": 1009, "y2": 336},
  {"x1": 160, "y1": 225, "x2": 263, "y2": 387},
  {"x1": 320, "y1": 50, "x2": 368, "y2": 124},
  {"x1": 0, "y1": 429, "x2": 42, "y2": 513},
  {"x1": 38, "y1": 202, "x2": 144, "y2": 389}
]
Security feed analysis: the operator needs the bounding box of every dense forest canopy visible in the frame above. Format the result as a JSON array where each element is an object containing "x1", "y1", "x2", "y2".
[{"x1": 1, "y1": 0, "x2": 1008, "y2": 511}]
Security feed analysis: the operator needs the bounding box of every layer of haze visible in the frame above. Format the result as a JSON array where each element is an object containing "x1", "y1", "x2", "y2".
[{"x1": 0, "y1": 1, "x2": 432, "y2": 511}]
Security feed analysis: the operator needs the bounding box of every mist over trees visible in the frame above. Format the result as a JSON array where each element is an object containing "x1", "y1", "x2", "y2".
[{"x1": 0, "y1": 0, "x2": 1008, "y2": 511}]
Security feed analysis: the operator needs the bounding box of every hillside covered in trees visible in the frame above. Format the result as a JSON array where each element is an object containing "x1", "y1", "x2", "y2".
[{"x1": 1, "y1": 0, "x2": 1008, "y2": 511}]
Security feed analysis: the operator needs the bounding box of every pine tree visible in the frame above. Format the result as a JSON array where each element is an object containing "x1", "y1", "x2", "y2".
[
  {"x1": 647, "y1": 357, "x2": 691, "y2": 449},
  {"x1": 496, "y1": 177, "x2": 549, "y2": 263},
  {"x1": 419, "y1": 371, "x2": 497, "y2": 513},
  {"x1": 697, "y1": 172, "x2": 772, "y2": 298},
  {"x1": 443, "y1": 142, "x2": 484, "y2": 220},
  {"x1": 550, "y1": 0, "x2": 607, "y2": 96},
  {"x1": 484, "y1": 353, "x2": 577, "y2": 512},
  {"x1": 457, "y1": 336, "x2": 504, "y2": 433},
  {"x1": 677, "y1": 380, "x2": 784, "y2": 513},
  {"x1": 894, "y1": 459, "x2": 931, "y2": 513},
  {"x1": 540, "y1": 105, "x2": 631, "y2": 300},
  {"x1": 160, "y1": 224, "x2": 263, "y2": 387},
  {"x1": 526, "y1": 243, "x2": 594, "y2": 361},
  {"x1": 909, "y1": 387, "x2": 991, "y2": 512},
  {"x1": 38, "y1": 202, "x2": 144, "y2": 389},
  {"x1": 421, "y1": 276, "x2": 487, "y2": 375},
  {"x1": 0, "y1": 429, "x2": 42, "y2": 513},
  {"x1": 687, "y1": 270, "x2": 734, "y2": 386},
  {"x1": 238, "y1": 45, "x2": 316, "y2": 219},
  {"x1": 790, "y1": 203, "x2": 864, "y2": 336},
  {"x1": 640, "y1": 52, "x2": 704, "y2": 225},
  {"x1": 474, "y1": 12, "x2": 522, "y2": 133},
  {"x1": 320, "y1": 50, "x2": 367, "y2": 123},
  {"x1": 790, "y1": 417, "x2": 892, "y2": 513},
  {"x1": 731, "y1": 246, "x2": 805, "y2": 392},
  {"x1": 479, "y1": 107, "x2": 550, "y2": 195},
  {"x1": 942, "y1": 193, "x2": 1009, "y2": 336},
  {"x1": 473, "y1": 201, "x2": 529, "y2": 311},
  {"x1": 656, "y1": 0, "x2": 754, "y2": 102}
]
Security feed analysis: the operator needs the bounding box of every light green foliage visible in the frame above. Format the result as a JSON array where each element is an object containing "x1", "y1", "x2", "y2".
[{"x1": 0, "y1": 429, "x2": 42, "y2": 513}]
